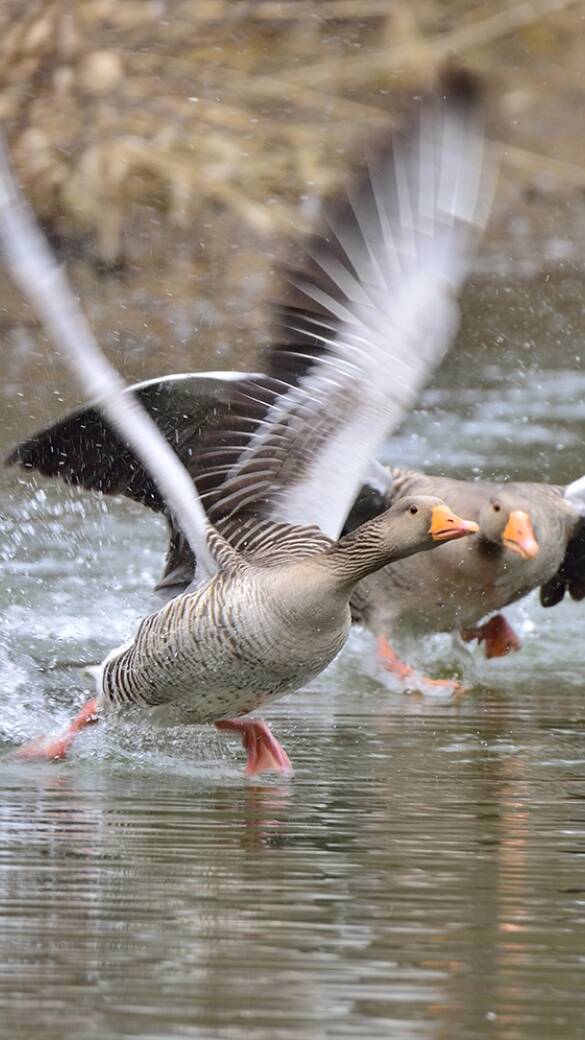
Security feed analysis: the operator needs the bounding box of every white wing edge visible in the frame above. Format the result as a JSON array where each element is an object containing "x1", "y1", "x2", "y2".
[
  {"x1": 362, "y1": 458, "x2": 393, "y2": 496},
  {"x1": 0, "y1": 138, "x2": 218, "y2": 579},
  {"x1": 119, "y1": 369, "x2": 262, "y2": 395},
  {"x1": 564, "y1": 476, "x2": 585, "y2": 516}
]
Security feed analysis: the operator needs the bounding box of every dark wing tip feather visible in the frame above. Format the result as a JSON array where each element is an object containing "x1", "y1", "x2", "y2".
[
  {"x1": 5, "y1": 407, "x2": 114, "y2": 483},
  {"x1": 5, "y1": 404, "x2": 163, "y2": 506},
  {"x1": 540, "y1": 516, "x2": 585, "y2": 607},
  {"x1": 6, "y1": 439, "x2": 34, "y2": 468},
  {"x1": 438, "y1": 64, "x2": 482, "y2": 107},
  {"x1": 539, "y1": 576, "x2": 566, "y2": 608},
  {"x1": 6, "y1": 425, "x2": 63, "y2": 471},
  {"x1": 342, "y1": 482, "x2": 389, "y2": 536},
  {"x1": 4, "y1": 375, "x2": 260, "y2": 513}
]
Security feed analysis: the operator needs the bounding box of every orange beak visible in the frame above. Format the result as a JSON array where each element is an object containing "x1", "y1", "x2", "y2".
[
  {"x1": 429, "y1": 505, "x2": 479, "y2": 542},
  {"x1": 502, "y1": 510, "x2": 539, "y2": 559}
]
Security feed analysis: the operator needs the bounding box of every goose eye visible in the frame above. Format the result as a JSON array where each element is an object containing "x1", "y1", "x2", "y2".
[
  {"x1": 409, "y1": 504, "x2": 418, "y2": 516},
  {"x1": 493, "y1": 503, "x2": 501, "y2": 513}
]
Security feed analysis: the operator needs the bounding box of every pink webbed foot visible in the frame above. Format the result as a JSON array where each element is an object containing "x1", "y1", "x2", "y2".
[
  {"x1": 461, "y1": 614, "x2": 521, "y2": 660},
  {"x1": 377, "y1": 636, "x2": 466, "y2": 697},
  {"x1": 215, "y1": 718, "x2": 293, "y2": 776},
  {"x1": 13, "y1": 698, "x2": 100, "y2": 761}
]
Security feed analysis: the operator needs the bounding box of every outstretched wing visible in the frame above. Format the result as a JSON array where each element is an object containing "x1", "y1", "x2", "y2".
[
  {"x1": 4, "y1": 70, "x2": 493, "y2": 588},
  {"x1": 6, "y1": 371, "x2": 258, "y2": 512},
  {"x1": 195, "y1": 69, "x2": 494, "y2": 540},
  {"x1": 541, "y1": 479, "x2": 585, "y2": 606},
  {"x1": 540, "y1": 483, "x2": 585, "y2": 606},
  {"x1": 0, "y1": 140, "x2": 224, "y2": 580}
]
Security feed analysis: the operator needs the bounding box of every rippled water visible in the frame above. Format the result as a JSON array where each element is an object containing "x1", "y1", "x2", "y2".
[{"x1": 2, "y1": 273, "x2": 585, "y2": 1039}]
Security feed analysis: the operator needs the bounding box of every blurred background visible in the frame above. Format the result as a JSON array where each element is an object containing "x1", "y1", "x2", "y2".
[{"x1": 2, "y1": 0, "x2": 585, "y2": 414}]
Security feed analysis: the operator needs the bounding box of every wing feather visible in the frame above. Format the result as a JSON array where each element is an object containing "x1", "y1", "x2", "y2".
[
  {"x1": 197, "y1": 70, "x2": 494, "y2": 538},
  {"x1": 6, "y1": 372, "x2": 259, "y2": 511},
  {"x1": 5, "y1": 71, "x2": 494, "y2": 582}
]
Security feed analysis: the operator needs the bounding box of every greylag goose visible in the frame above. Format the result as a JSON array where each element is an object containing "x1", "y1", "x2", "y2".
[
  {"x1": 7, "y1": 370, "x2": 260, "y2": 597},
  {"x1": 3, "y1": 73, "x2": 490, "y2": 769},
  {"x1": 7, "y1": 369, "x2": 394, "y2": 598},
  {"x1": 343, "y1": 466, "x2": 585, "y2": 689},
  {"x1": 20, "y1": 387, "x2": 583, "y2": 692}
]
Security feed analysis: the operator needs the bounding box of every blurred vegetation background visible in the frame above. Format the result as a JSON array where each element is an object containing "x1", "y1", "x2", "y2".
[{"x1": 2, "y1": 0, "x2": 585, "y2": 398}]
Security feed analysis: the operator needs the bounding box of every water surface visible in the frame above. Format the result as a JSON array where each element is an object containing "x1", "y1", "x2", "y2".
[{"x1": 1, "y1": 273, "x2": 585, "y2": 1039}]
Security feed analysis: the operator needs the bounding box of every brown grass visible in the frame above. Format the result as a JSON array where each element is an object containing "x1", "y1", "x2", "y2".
[{"x1": 2, "y1": 0, "x2": 585, "y2": 386}]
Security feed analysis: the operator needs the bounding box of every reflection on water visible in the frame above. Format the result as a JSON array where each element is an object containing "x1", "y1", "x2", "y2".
[{"x1": 1, "y1": 275, "x2": 585, "y2": 1039}]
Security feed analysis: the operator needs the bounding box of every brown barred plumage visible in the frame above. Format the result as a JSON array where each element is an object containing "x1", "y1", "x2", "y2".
[{"x1": 94, "y1": 498, "x2": 475, "y2": 725}]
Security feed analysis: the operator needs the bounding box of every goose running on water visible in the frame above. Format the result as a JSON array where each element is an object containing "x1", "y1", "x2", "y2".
[
  {"x1": 21, "y1": 378, "x2": 584, "y2": 697},
  {"x1": 343, "y1": 467, "x2": 585, "y2": 690},
  {"x1": 3, "y1": 72, "x2": 490, "y2": 771},
  {"x1": 13, "y1": 302, "x2": 585, "y2": 693}
]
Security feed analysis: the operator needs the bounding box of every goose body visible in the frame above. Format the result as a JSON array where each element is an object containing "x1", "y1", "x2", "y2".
[
  {"x1": 14, "y1": 372, "x2": 585, "y2": 676},
  {"x1": 99, "y1": 527, "x2": 346, "y2": 722},
  {"x1": 96, "y1": 504, "x2": 475, "y2": 726},
  {"x1": 348, "y1": 469, "x2": 577, "y2": 636},
  {"x1": 4, "y1": 71, "x2": 492, "y2": 764}
]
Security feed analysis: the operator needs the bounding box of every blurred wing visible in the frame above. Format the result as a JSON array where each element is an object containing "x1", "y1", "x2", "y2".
[
  {"x1": 6, "y1": 371, "x2": 258, "y2": 512},
  {"x1": 541, "y1": 478, "x2": 585, "y2": 606},
  {"x1": 540, "y1": 523, "x2": 585, "y2": 606},
  {"x1": 197, "y1": 70, "x2": 494, "y2": 540},
  {"x1": 563, "y1": 474, "x2": 585, "y2": 518}
]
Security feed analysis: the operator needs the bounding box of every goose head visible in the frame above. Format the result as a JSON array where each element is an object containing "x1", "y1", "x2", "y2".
[
  {"x1": 479, "y1": 494, "x2": 539, "y2": 560},
  {"x1": 321, "y1": 495, "x2": 479, "y2": 589},
  {"x1": 385, "y1": 495, "x2": 479, "y2": 559}
]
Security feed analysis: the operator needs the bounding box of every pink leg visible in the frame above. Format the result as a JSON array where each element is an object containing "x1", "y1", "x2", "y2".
[
  {"x1": 14, "y1": 698, "x2": 100, "y2": 761},
  {"x1": 461, "y1": 614, "x2": 521, "y2": 660},
  {"x1": 377, "y1": 636, "x2": 466, "y2": 696},
  {"x1": 215, "y1": 718, "x2": 293, "y2": 776}
]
